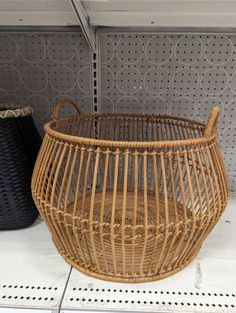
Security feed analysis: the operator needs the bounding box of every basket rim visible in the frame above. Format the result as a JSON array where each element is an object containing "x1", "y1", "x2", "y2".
[
  {"x1": 44, "y1": 113, "x2": 217, "y2": 148},
  {"x1": 0, "y1": 103, "x2": 33, "y2": 118}
]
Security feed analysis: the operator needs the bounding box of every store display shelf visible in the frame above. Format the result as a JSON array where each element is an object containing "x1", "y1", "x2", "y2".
[
  {"x1": 61, "y1": 199, "x2": 236, "y2": 313},
  {"x1": 0, "y1": 200, "x2": 236, "y2": 313},
  {"x1": 0, "y1": 218, "x2": 71, "y2": 313}
]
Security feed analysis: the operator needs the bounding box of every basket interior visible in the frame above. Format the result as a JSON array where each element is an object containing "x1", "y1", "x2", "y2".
[{"x1": 52, "y1": 114, "x2": 205, "y2": 142}]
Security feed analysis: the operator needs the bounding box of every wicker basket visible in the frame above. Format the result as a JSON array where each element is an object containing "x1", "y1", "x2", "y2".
[
  {"x1": 32, "y1": 99, "x2": 228, "y2": 282},
  {"x1": 0, "y1": 104, "x2": 41, "y2": 230}
]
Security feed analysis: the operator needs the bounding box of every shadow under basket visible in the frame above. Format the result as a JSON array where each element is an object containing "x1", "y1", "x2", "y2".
[{"x1": 32, "y1": 99, "x2": 228, "y2": 282}]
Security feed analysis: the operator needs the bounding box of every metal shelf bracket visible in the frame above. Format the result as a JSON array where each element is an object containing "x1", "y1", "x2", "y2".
[{"x1": 69, "y1": 0, "x2": 96, "y2": 52}]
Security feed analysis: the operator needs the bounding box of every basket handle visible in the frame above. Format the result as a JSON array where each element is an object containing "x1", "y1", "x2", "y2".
[
  {"x1": 51, "y1": 98, "x2": 84, "y2": 121},
  {"x1": 204, "y1": 106, "x2": 220, "y2": 138}
]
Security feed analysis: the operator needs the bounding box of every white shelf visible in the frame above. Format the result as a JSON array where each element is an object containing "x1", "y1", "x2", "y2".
[
  {"x1": 82, "y1": 0, "x2": 236, "y2": 28},
  {"x1": 2, "y1": 0, "x2": 236, "y2": 28},
  {"x1": 0, "y1": 201, "x2": 236, "y2": 313},
  {"x1": 61, "y1": 199, "x2": 236, "y2": 313},
  {"x1": 0, "y1": 218, "x2": 71, "y2": 312}
]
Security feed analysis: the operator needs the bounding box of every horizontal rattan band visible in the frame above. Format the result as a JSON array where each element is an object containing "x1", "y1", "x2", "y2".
[
  {"x1": 0, "y1": 103, "x2": 33, "y2": 119},
  {"x1": 45, "y1": 117, "x2": 217, "y2": 149}
]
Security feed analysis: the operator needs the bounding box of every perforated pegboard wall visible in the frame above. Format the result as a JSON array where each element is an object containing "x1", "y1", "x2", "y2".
[
  {"x1": 99, "y1": 32, "x2": 236, "y2": 195},
  {"x1": 0, "y1": 31, "x2": 92, "y2": 135},
  {"x1": 0, "y1": 31, "x2": 236, "y2": 195}
]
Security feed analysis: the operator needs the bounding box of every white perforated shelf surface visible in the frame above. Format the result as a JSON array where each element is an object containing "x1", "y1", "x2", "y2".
[
  {"x1": 61, "y1": 199, "x2": 236, "y2": 313},
  {"x1": 0, "y1": 201, "x2": 235, "y2": 312},
  {"x1": 0, "y1": 218, "x2": 71, "y2": 312}
]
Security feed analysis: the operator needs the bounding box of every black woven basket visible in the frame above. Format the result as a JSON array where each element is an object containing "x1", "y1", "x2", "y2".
[{"x1": 0, "y1": 104, "x2": 41, "y2": 230}]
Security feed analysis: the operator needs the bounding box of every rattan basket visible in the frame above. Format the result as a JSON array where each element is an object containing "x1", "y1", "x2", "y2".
[{"x1": 32, "y1": 99, "x2": 228, "y2": 282}]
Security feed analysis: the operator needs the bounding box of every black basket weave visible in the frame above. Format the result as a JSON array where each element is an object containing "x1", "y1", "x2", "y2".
[{"x1": 0, "y1": 104, "x2": 41, "y2": 230}]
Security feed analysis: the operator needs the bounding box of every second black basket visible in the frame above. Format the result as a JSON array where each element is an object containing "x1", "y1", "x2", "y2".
[{"x1": 0, "y1": 104, "x2": 41, "y2": 230}]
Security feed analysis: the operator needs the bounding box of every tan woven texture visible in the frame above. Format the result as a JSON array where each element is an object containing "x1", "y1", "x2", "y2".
[
  {"x1": 0, "y1": 103, "x2": 33, "y2": 119},
  {"x1": 32, "y1": 99, "x2": 228, "y2": 283}
]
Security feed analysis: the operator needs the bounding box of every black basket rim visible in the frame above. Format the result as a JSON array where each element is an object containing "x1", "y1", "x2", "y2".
[{"x1": 0, "y1": 103, "x2": 33, "y2": 119}]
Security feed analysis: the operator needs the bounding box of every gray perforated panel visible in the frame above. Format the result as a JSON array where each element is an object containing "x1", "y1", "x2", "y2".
[
  {"x1": 99, "y1": 33, "x2": 236, "y2": 195},
  {"x1": 0, "y1": 31, "x2": 235, "y2": 194},
  {"x1": 0, "y1": 32, "x2": 92, "y2": 135}
]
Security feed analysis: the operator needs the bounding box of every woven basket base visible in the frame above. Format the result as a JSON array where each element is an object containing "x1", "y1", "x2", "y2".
[
  {"x1": 49, "y1": 191, "x2": 202, "y2": 283},
  {"x1": 54, "y1": 239, "x2": 201, "y2": 283}
]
